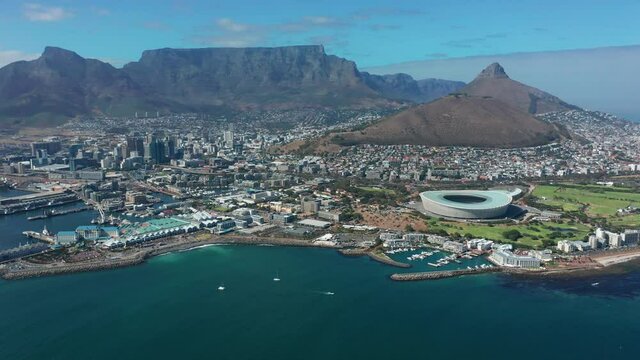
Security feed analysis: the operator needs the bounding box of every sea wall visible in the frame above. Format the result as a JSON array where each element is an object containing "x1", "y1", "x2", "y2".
[{"x1": 390, "y1": 267, "x2": 502, "y2": 281}]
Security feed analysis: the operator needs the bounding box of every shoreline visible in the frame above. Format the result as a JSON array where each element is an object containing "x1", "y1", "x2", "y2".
[
  {"x1": 0, "y1": 233, "x2": 339, "y2": 281},
  {"x1": 5, "y1": 232, "x2": 640, "y2": 282}
]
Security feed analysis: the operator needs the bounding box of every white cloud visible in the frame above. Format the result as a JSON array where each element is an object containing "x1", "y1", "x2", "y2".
[
  {"x1": 216, "y1": 18, "x2": 250, "y2": 32},
  {"x1": 0, "y1": 49, "x2": 39, "y2": 67},
  {"x1": 23, "y1": 3, "x2": 72, "y2": 22}
]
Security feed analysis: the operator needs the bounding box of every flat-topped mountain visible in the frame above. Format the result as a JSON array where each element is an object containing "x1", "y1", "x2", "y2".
[
  {"x1": 0, "y1": 46, "x2": 464, "y2": 127},
  {"x1": 461, "y1": 62, "x2": 579, "y2": 114}
]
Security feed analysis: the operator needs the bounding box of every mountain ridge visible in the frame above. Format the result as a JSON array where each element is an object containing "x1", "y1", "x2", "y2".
[{"x1": 0, "y1": 45, "x2": 464, "y2": 127}]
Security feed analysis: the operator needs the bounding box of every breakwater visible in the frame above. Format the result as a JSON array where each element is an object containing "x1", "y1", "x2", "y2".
[
  {"x1": 1, "y1": 254, "x2": 147, "y2": 280},
  {"x1": 338, "y1": 248, "x2": 411, "y2": 268},
  {"x1": 390, "y1": 267, "x2": 502, "y2": 281}
]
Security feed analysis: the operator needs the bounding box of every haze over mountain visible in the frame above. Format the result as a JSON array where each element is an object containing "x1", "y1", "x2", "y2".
[
  {"x1": 302, "y1": 63, "x2": 573, "y2": 150},
  {"x1": 0, "y1": 45, "x2": 463, "y2": 127}
]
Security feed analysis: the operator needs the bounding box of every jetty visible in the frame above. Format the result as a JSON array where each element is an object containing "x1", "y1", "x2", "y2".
[{"x1": 22, "y1": 230, "x2": 55, "y2": 244}]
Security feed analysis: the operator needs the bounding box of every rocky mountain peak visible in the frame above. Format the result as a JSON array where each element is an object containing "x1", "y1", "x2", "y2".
[{"x1": 476, "y1": 62, "x2": 509, "y2": 79}]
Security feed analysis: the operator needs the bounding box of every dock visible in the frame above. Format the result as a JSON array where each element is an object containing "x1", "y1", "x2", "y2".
[
  {"x1": 27, "y1": 206, "x2": 90, "y2": 221},
  {"x1": 22, "y1": 231, "x2": 55, "y2": 244}
]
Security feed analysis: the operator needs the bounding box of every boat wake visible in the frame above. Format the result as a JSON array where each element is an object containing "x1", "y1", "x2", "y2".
[{"x1": 312, "y1": 291, "x2": 335, "y2": 296}]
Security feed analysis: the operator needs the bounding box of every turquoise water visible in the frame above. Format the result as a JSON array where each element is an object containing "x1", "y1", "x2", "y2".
[{"x1": 2, "y1": 245, "x2": 640, "y2": 360}]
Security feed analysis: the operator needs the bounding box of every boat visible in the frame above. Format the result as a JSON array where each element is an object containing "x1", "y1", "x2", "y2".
[
  {"x1": 217, "y1": 284, "x2": 225, "y2": 291},
  {"x1": 428, "y1": 262, "x2": 440, "y2": 267},
  {"x1": 591, "y1": 282, "x2": 599, "y2": 287},
  {"x1": 273, "y1": 271, "x2": 281, "y2": 282},
  {"x1": 323, "y1": 291, "x2": 335, "y2": 296}
]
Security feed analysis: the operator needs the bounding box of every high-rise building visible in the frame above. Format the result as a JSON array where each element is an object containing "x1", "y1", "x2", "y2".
[
  {"x1": 31, "y1": 141, "x2": 61, "y2": 157},
  {"x1": 126, "y1": 136, "x2": 145, "y2": 157},
  {"x1": 223, "y1": 130, "x2": 234, "y2": 147}
]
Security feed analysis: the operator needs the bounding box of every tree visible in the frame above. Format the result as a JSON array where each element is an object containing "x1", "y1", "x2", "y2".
[{"x1": 502, "y1": 229, "x2": 522, "y2": 241}]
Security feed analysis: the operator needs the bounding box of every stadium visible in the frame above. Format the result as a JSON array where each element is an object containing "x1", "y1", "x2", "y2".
[{"x1": 420, "y1": 190, "x2": 513, "y2": 219}]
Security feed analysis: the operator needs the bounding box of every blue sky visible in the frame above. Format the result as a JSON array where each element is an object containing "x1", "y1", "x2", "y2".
[
  {"x1": 1, "y1": 0, "x2": 639, "y2": 119},
  {"x1": 1, "y1": 0, "x2": 639, "y2": 68}
]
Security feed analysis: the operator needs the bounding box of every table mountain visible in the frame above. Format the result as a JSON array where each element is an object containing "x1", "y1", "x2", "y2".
[{"x1": 0, "y1": 45, "x2": 464, "y2": 127}]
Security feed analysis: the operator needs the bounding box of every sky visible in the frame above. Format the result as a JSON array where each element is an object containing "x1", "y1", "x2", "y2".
[{"x1": 1, "y1": 0, "x2": 639, "y2": 119}]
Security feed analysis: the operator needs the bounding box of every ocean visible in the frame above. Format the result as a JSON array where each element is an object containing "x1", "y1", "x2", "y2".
[
  {"x1": 1, "y1": 190, "x2": 639, "y2": 359},
  {"x1": 1, "y1": 244, "x2": 640, "y2": 360}
]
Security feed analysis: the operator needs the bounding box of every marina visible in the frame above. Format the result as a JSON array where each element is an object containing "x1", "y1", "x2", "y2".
[{"x1": 386, "y1": 247, "x2": 491, "y2": 271}]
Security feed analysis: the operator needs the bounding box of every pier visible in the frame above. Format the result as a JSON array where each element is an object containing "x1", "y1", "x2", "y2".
[
  {"x1": 22, "y1": 231, "x2": 55, "y2": 244},
  {"x1": 27, "y1": 206, "x2": 90, "y2": 220}
]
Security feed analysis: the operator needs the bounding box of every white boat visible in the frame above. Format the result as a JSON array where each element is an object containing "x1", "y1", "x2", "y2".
[
  {"x1": 273, "y1": 271, "x2": 281, "y2": 282},
  {"x1": 591, "y1": 282, "x2": 599, "y2": 286},
  {"x1": 217, "y1": 284, "x2": 225, "y2": 291},
  {"x1": 323, "y1": 291, "x2": 335, "y2": 296}
]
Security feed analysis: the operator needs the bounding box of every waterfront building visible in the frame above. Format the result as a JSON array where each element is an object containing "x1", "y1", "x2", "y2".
[
  {"x1": 216, "y1": 219, "x2": 236, "y2": 234},
  {"x1": 56, "y1": 231, "x2": 78, "y2": 245},
  {"x1": 489, "y1": 248, "x2": 540, "y2": 269},
  {"x1": 622, "y1": 230, "x2": 640, "y2": 245},
  {"x1": 76, "y1": 225, "x2": 101, "y2": 241},
  {"x1": 466, "y1": 238, "x2": 493, "y2": 251},
  {"x1": 443, "y1": 240, "x2": 466, "y2": 253},
  {"x1": 608, "y1": 232, "x2": 623, "y2": 248},
  {"x1": 529, "y1": 249, "x2": 553, "y2": 262},
  {"x1": 75, "y1": 225, "x2": 119, "y2": 241},
  {"x1": 297, "y1": 219, "x2": 331, "y2": 229},
  {"x1": 557, "y1": 240, "x2": 591, "y2": 253}
]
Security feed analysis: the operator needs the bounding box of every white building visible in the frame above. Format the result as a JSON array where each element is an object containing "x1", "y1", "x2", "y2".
[{"x1": 489, "y1": 248, "x2": 540, "y2": 269}]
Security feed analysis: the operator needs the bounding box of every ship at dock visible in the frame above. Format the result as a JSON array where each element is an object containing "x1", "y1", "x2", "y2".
[{"x1": 27, "y1": 206, "x2": 91, "y2": 221}]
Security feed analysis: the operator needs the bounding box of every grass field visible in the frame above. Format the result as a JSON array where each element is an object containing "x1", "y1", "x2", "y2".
[
  {"x1": 425, "y1": 218, "x2": 591, "y2": 248},
  {"x1": 532, "y1": 184, "x2": 640, "y2": 225},
  {"x1": 356, "y1": 186, "x2": 396, "y2": 195}
]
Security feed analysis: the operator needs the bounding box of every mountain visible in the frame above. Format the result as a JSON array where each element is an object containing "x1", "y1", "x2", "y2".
[
  {"x1": 0, "y1": 45, "x2": 465, "y2": 127},
  {"x1": 298, "y1": 63, "x2": 575, "y2": 150},
  {"x1": 361, "y1": 72, "x2": 464, "y2": 103},
  {"x1": 326, "y1": 95, "x2": 565, "y2": 148},
  {"x1": 121, "y1": 46, "x2": 385, "y2": 111},
  {"x1": 0, "y1": 47, "x2": 151, "y2": 126},
  {"x1": 461, "y1": 63, "x2": 579, "y2": 114}
]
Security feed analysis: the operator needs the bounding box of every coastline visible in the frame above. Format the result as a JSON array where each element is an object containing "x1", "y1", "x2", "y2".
[
  {"x1": 0, "y1": 232, "x2": 339, "y2": 281},
  {"x1": 5, "y1": 231, "x2": 640, "y2": 282}
]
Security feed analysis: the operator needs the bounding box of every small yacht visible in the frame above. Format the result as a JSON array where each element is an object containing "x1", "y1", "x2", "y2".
[
  {"x1": 273, "y1": 272, "x2": 281, "y2": 282},
  {"x1": 217, "y1": 284, "x2": 225, "y2": 291}
]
